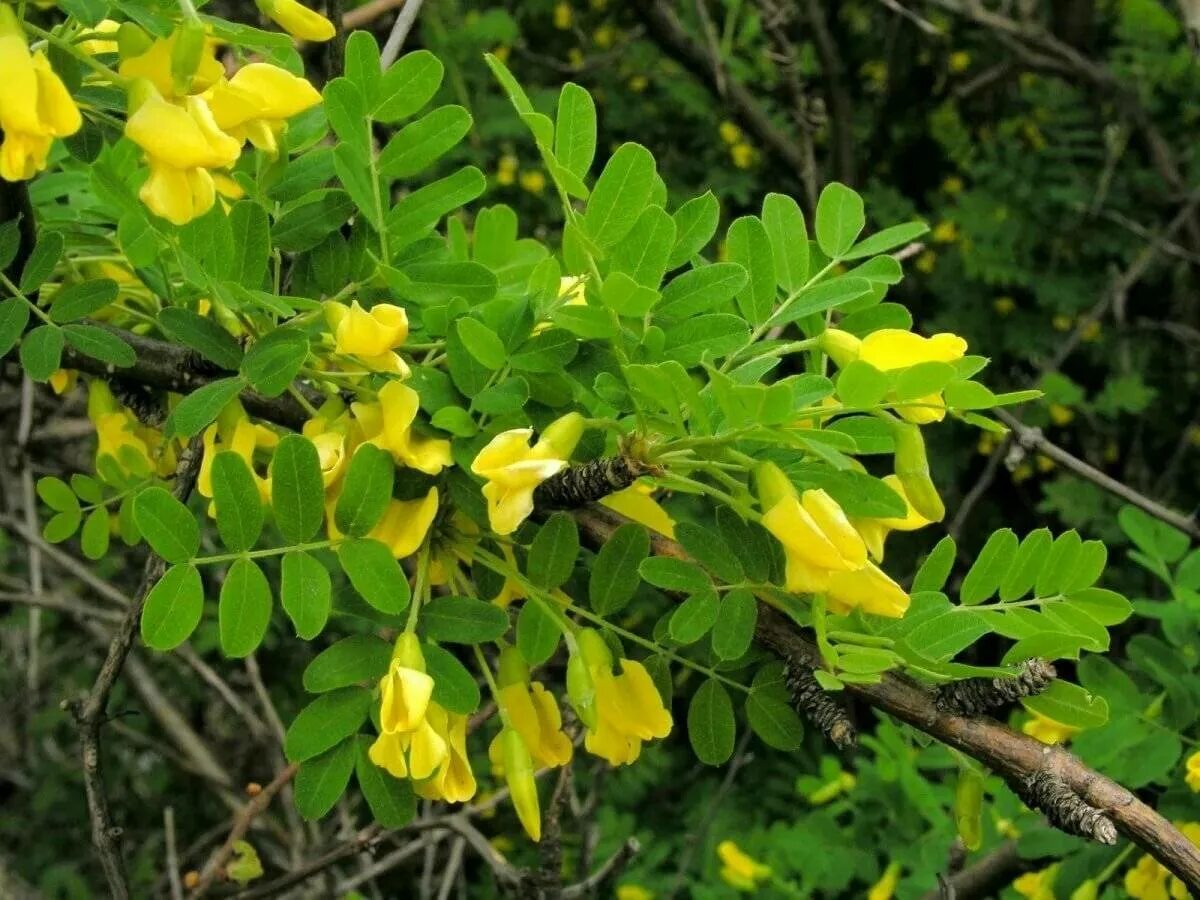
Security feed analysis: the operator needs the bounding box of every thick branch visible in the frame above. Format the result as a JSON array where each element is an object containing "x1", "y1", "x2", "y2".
[{"x1": 918, "y1": 841, "x2": 1029, "y2": 900}]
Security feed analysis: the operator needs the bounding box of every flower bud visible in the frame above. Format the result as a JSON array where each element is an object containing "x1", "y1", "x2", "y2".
[
  {"x1": 538, "y1": 412, "x2": 585, "y2": 459},
  {"x1": 116, "y1": 22, "x2": 153, "y2": 59},
  {"x1": 754, "y1": 461, "x2": 796, "y2": 512},
  {"x1": 890, "y1": 421, "x2": 945, "y2": 522},
  {"x1": 497, "y1": 645, "x2": 529, "y2": 689},
  {"x1": 566, "y1": 639, "x2": 601, "y2": 730},
  {"x1": 500, "y1": 728, "x2": 541, "y2": 841},
  {"x1": 819, "y1": 328, "x2": 862, "y2": 368},
  {"x1": 954, "y1": 767, "x2": 984, "y2": 851},
  {"x1": 392, "y1": 631, "x2": 426, "y2": 672},
  {"x1": 170, "y1": 20, "x2": 207, "y2": 96}
]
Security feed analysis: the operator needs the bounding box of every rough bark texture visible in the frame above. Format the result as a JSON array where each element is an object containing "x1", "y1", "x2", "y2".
[
  {"x1": 934, "y1": 658, "x2": 1057, "y2": 716},
  {"x1": 784, "y1": 657, "x2": 857, "y2": 749},
  {"x1": 533, "y1": 457, "x2": 651, "y2": 510}
]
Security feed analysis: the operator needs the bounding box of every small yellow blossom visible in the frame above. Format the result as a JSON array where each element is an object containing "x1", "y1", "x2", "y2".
[
  {"x1": 600, "y1": 483, "x2": 675, "y2": 538},
  {"x1": 0, "y1": 8, "x2": 82, "y2": 182},
  {"x1": 118, "y1": 29, "x2": 224, "y2": 98},
  {"x1": 1052, "y1": 313, "x2": 1073, "y2": 332},
  {"x1": 368, "y1": 489, "x2": 440, "y2": 559},
  {"x1": 496, "y1": 647, "x2": 573, "y2": 769},
  {"x1": 1035, "y1": 454, "x2": 1055, "y2": 473},
  {"x1": 470, "y1": 418, "x2": 583, "y2": 535},
  {"x1": 868, "y1": 862, "x2": 902, "y2": 900},
  {"x1": 1048, "y1": 403, "x2": 1075, "y2": 427},
  {"x1": 553, "y1": 1, "x2": 573, "y2": 30},
  {"x1": 717, "y1": 840, "x2": 771, "y2": 892},
  {"x1": 413, "y1": 705, "x2": 477, "y2": 804},
  {"x1": 594, "y1": 24, "x2": 616, "y2": 48},
  {"x1": 977, "y1": 432, "x2": 997, "y2": 456},
  {"x1": 730, "y1": 142, "x2": 755, "y2": 169},
  {"x1": 942, "y1": 175, "x2": 964, "y2": 194},
  {"x1": 718, "y1": 120, "x2": 742, "y2": 144},
  {"x1": 932, "y1": 220, "x2": 959, "y2": 243},
  {"x1": 915, "y1": 250, "x2": 937, "y2": 273},
  {"x1": 80, "y1": 19, "x2": 121, "y2": 55},
  {"x1": 49, "y1": 369, "x2": 77, "y2": 395},
  {"x1": 1185, "y1": 751, "x2": 1200, "y2": 792},
  {"x1": 207, "y1": 63, "x2": 322, "y2": 156},
  {"x1": 326, "y1": 300, "x2": 411, "y2": 374},
  {"x1": 496, "y1": 727, "x2": 543, "y2": 840},
  {"x1": 496, "y1": 153, "x2": 518, "y2": 185},
  {"x1": 994, "y1": 296, "x2": 1016, "y2": 315},
  {"x1": 355, "y1": 381, "x2": 452, "y2": 475},
  {"x1": 1011, "y1": 462, "x2": 1034, "y2": 484},
  {"x1": 567, "y1": 48, "x2": 585, "y2": 69},
  {"x1": 628, "y1": 74, "x2": 648, "y2": 92},
  {"x1": 1022, "y1": 711, "x2": 1079, "y2": 745},
  {"x1": 197, "y1": 405, "x2": 275, "y2": 507},
  {"x1": 519, "y1": 169, "x2": 546, "y2": 195},
  {"x1": 256, "y1": 0, "x2": 336, "y2": 42},
  {"x1": 1013, "y1": 865, "x2": 1057, "y2": 900},
  {"x1": 948, "y1": 50, "x2": 971, "y2": 72},
  {"x1": 617, "y1": 887, "x2": 654, "y2": 900},
  {"x1": 1080, "y1": 319, "x2": 1101, "y2": 342},
  {"x1": 1126, "y1": 854, "x2": 1168, "y2": 900}
]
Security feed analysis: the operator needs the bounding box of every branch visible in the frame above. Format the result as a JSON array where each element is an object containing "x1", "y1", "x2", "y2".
[
  {"x1": 64, "y1": 436, "x2": 204, "y2": 900},
  {"x1": 380, "y1": 0, "x2": 425, "y2": 68},
  {"x1": 562, "y1": 838, "x2": 641, "y2": 899},
  {"x1": 918, "y1": 841, "x2": 1030, "y2": 900},
  {"x1": 189, "y1": 763, "x2": 299, "y2": 899},
  {"x1": 571, "y1": 505, "x2": 1200, "y2": 891}
]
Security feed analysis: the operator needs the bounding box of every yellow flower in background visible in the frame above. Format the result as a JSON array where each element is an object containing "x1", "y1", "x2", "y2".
[
  {"x1": 1013, "y1": 865, "x2": 1057, "y2": 900},
  {"x1": 197, "y1": 409, "x2": 274, "y2": 506},
  {"x1": 519, "y1": 169, "x2": 546, "y2": 194},
  {"x1": 868, "y1": 862, "x2": 902, "y2": 900},
  {"x1": 628, "y1": 74, "x2": 648, "y2": 93},
  {"x1": 852, "y1": 474, "x2": 933, "y2": 561},
  {"x1": 125, "y1": 91, "x2": 242, "y2": 225},
  {"x1": 369, "y1": 488, "x2": 440, "y2": 559},
  {"x1": 207, "y1": 63, "x2": 322, "y2": 156},
  {"x1": 977, "y1": 431, "x2": 997, "y2": 456},
  {"x1": 88, "y1": 381, "x2": 158, "y2": 477},
  {"x1": 942, "y1": 175, "x2": 964, "y2": 194},
  {"x1": 354, "y1": 381, "x2": 451, "y2": 475},
  {"x1": 1080, "y1": 319, "x2": 1102, "y2": 342},
  {"x1": 1126, "y1": 854, "x2": 1169, "y2": 900},
  {"x1": 256, "y1": 0, "x2": 336, "y2": 42},
  {"x1": 0, "y1": 9, "x2": 82, "y2": 182},
  {"x1": 49, "y1": 369, "x2": 77, "y2": 395},
  {"x1": 414, "y1": 705, "x2": 477, "y2": 803},
  {"x1": 327, "y1": 300, "x2": 411, "y2": 372},
  {"x1": 1011, "y1": 462, "x2": 1034, "y2": 484},
  {"x1": 553, "y1": 1, "x2": 573, "y2": 30},
  {"x1": 1052, "y1": 313, "x2": 1073, "y2": 332},
  {"x1": 594, "y1": 24, "x2": 616, "y2": 48},
  {"x1": 1048, "y1": 403, "x2": 1074, "y2": 426},
  {"x1": 471, "y1": 428, "x2": 569, "y2": 535},
  {"x1": 497, "y1": 648, "x2": 574, "y2": 769},
  {"x1": 617, "y1": 886, "x2": 654, "y2": 900},
  {"x1": 1022, "y1": 711, "x2": 1078, "y2": 745},
  {"x1": 1185, "y1": 751, "x2": 1200, "y2": 792},
  {"x1": 932, "y1": 220, "x2": 959, "y2": 243},
  {"x1": 718, "y1": 120, "x2": 742, "y2": 144},
  {"x1": 717, "y1": 840, "x2": 771, "y2": 892},
  {"x1": 1035, "y1": 453, "x2": 1055, "y2": 473},
  {"x1": 730, "y1": 143, "x2": 755, "y2": 169},
  {"x1": 600, "y1": 483, "x2": 675, "y2": 538},
  {"x1": 496, "y1": 153, "x2": 518, "y2": 185},
  {"x1": 994, "y1": 296, "x2": 1016, "y2": 315},
  {"x1": 915, "y1": 250, "x2": 937, "y2": 273},
  {"x1": 948, "y1": 50, "x2": 971, "y2": 72},
  {"x1": 118, "y1": 30, "x2": 224, "y2": 98}
]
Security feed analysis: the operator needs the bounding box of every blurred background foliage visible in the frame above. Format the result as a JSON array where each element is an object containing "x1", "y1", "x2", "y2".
[{"x1": 3, "y1": 1, "x2": 1200, "y2": 897}]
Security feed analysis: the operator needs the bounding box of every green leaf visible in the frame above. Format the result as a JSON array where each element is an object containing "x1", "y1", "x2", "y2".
[
  {"x1": 378, "y1": 105, "x2": 473, "y2": 179},
  {"x1": 485, "y1": 52, "x2": 535, "y2": 117},
  {"x1": 387, "y1": 166, "x2": 486, "y2": 246},
  {"x1": 62, "y1": 324, "x2": 135, "y2": 368},
  {"x1": 1000, "y1": 529, "x2": 1052, "y2": 601},
  {"x1": 117, "y1": 213, "x2": 159, "y2": 267},
  {"x1": 1118, "y1": 505, "x2": 1190, "y2": 563},
  {"x1": 663, "y1": 314, "x2": 748, "y2": 367},
  {"x1": 219, "y1": 558, "x2": 273, "y2": 658},
  {"x1": 746, "y1": 691, "x2": 804, "y2": 750},
  {"x1": 167, "y1": 377, "x2": 245, "y2": 439},
  {"x1": 240, "y1": 328, "x2": 308, "y2": 398},
  {"x1": 303, "y1": 635, "x2": 392, "y2": 692},
  {"x1": 611, "y1": 205, "x2": 675, "y2": 290},
  {"x1": 420, "y1": 596, "x2": 509, "y2": 644},
  {"x1": 716, "y1": 509, "x2": 774, "y2": 583},
  {"x1": 669, "y1": 191, "x2": 719, "y2": 269},
  {"x1": 158, "y1": 308, "x2": 243, "y2": 371},
  {"x1": 271, "y1": 435, "x2": 326, "y2": 544},
  {"x1": 903, "y1": 610, "x2": 990, "y2": 661},
  {"x1": 843, "y1": 221, "x2": 929, "y2": 260},
  {"x1": 528, "y1": 513, "x2": 579, "y2": 590},
  {"x1": 375, "y1": 50, "x2": 444, "y2": 122},
  {"x1": 19, "y1": 231, "x2": 64, "y2": 293},
  {"x1": 670, "y1": 589, "x2": 719, "y2": 644},
  {"x1": 677, "y1": 523, "x2": 743, "y2": 583},
  {"x1": 712, "y1": 589, "x2": 757, "y2": 661},
  {"x1": 1002, "y1": 632, "x2": 1090, "y2": 665},
  {"x1": 590, "y1": 523, "x2": 649, "y2": 615},
  {"x1": 517, "y1": 599, "x2": 561, "y2": 666},
  {"x1": 19, "y1": 325, "x2": 64, "y2": 382},
  {"x1": 815, "y1": 181, "x2": 865, "y2": 258},
  {"x1": 285, "y1": 688, "x2": 372, "y2": 762},
  {"x1": 1022, "y1": 681, "x2": 1109, "y2": 729},
  {"x1": 583, "y1": 143, "x2": 656, "y2": 249},
  {"x1": 226, "y1": 200, "x2": 270, "y2": 288},
  {"x1": 554, "y1": 82, "x2": 597, "y2": 179},
  {"x1": 80, "y1": 508, "x2": 110, "y2": 561},
  {"x1": 423, "y1": 643, "x2": 481, "y2": 714},
  {"x1": 836, "y1": 360, "x2": 890, "y2": 407},
  {"x1": 281, "y1": 550, "x2": 332, "y2": 640},
  {"x1": 37, "y1": 476, "x2": 78, "y2": 512},
  {"x1": 212, "y1": 452, "x2": 264, "y2": 553},
  {"x1": 343, "y1": 30, "x2": 382, "y2": 104},
  {"x1": 49, "y1": 279, "x2": 117, "y2": 323},
  {"x1": 322, "y1": 77, "x2": 368, "y2": 155},
  {"x1": 639, "y1": 557, "x2": 710, "y2": 593},
  {"x1": 354, "y1": 736, "x2": 416, "y2": 827},
  {"x1": 273, "y1": 190, "x2": 355, "y2": 253},
  {"x1": 140, "y1": 564, "x2": 204, "y2": 651},
  {"x1": 1064, "y1": 540, "x2": 1107, "y2": 593},
  {"x1": 761, "y1": 193, "x2": 809, "y2": 292},
  {"x1": 0, "y1": 298, "x2": 29, "y2": 358},
  {"x1": 892, "y1": 362, "x2": 957, "y2": 402},
  {"x1": 656, "y1": 263, "x2": 747, "y2": 320},
  {"x1": 770, "y1": 277, "x2": 872, "y2": 325},
  {"x1": 133, "y1": 487, "x2": 199, "y2": 564},
  {"x1": 337, "y1": 539, "x2": 410, "y2": 615},
  {"x1": 725, "y1": 215, "x2": 776, "y2": 325},
  {"x1": 1066, "y1": 588, "x2": 1131, "y2": 626},
  {"x1": 404, "y1": 262, "x2": 498, "y2": 304},
  {"x1": 688, "y1": 678, "x2": 735, "y2": 765},
  {"x1": 335, "y1": 444, "x2": 394, "y2": 537},
  {"x1": 599, "y1": 271, "x2": 657, "y2": 318},
  {"x1": 1035, "y1": 531, "x2": 1082, "y2": 598},
  {"x1": 294, "y1": 739, "x2": 356, "y2": 820},
  {"x1": 960, "y1": 529, "x2": 1018, "y2": 605},
  {"x1": 333, "y1": 143, "x2": 383, "y2": 230},
  {"x1": 455, "y1": 317, "x2": 507, "y2": 370},
  {"x1": 43, "y1": 509, "x2": 81, "y2": 543}
]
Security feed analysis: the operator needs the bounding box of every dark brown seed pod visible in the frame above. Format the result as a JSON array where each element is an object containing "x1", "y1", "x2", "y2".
[
  {"x1": 935, "y1": 659, "x2": 1057, "y2": 717},
  {"x1": 108, "y1": 377, "x2": 166, "y2": 427},
  {"x1": 533, "y1": 456, "x2": 654, "y2": 510},
  {"x1": 1008, "y1": 771, "x2": 1118, "y2": 845},
  {"x1": 784, "y1": 657, "x2": 857, "y2": 750}
]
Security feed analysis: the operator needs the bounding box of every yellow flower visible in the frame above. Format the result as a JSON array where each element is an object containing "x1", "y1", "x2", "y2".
[
  {"x1": 49, "y1": 369, "x2": 77, "y2": 395},
  {"x1": 942, "y1": 175, "x2": 964, "y2": 194},
  {"x1": 868, "y1": 862, "x2": 902, "y2": 900},
  {"x1": 256, "y1": 0, "x2": 336, "y2": 42},
  {"x1": 368, "y1": 489, "x2": 440, "y2": 559},
  {"x1": 207, "y1": 63, "x2": 322, "y2": 156},
  {"x1": 309, "y1": 430, "x2": 348, "y2": 488},
  {"x1": 519, "y1": 169, "x2": 546, "y2": 194},
  {"x1": 471, "y1": 429, "x2": 569, "y2": 535},
  {"x1": 855, "y1": 327, "x2": 967, "y2": 424},
  {"x1": 0, "y1": 9, "x2": 82, "y2": 182},
  {"x1": 948, "y1": 50, "x2": 971, "y2": 72},
  {"x1": 1048, "y1": 403, "x2": 1074, "y2": 426},
  {"x1": 718, "y1": 120, "x2": 742, "y2": 144},
  {"x1": 573, "y1": 630, "x2": 672, "y2": 766},
  {"x1": 730, "y1": 143, "x2": 755, "y2": 169},
  {"x1": 414, "y1": 704, "x2": 476, "y2": 803},
  {"x1": 1035, "y1": 453, "x2": 1055, "y2": 473},
  {"x1": 717, "y1": 840, "x2": 771, "y2": 892},
  {"x1": 125, "y1": 91, "x2": 241, "y2": 225},
  {"x1": 617, "y1": 886, "x2": 654, "y2": 900},
  {"x1": 80, "y1": 19, "x2": 121, "y2": 55},
  {"x1": 1080, "y1": 319, "x2": 1102, "y2": 342},
  {"x1": 932, "y1": 220, "x2": 959, "y2": 243},
  {"x1": 1022, "y1": 711, "x2": 1078, "y2": 745},
  {"x1": 1126, "y1": 855, "x2": 1169, "y2": 900},
  {"x1": 852, "y1": 474, "x2": 933, "y2": 561},
  {"x1": 628, "y1": 75, "x2": 648, "y2": 92},
  {"x1": 498, "y1": 647, "x2": 573, "y2": 769},
  {"x1": 759, "y1": 474, "x2": 909, "y2": 617},
  {"x1": 1012, "y1": 462, "x2": 1034, "y2": 484},
  {"x1": 915, "y1": 250, "x2": 937, "y2": 273},
  {"x1": 977, "y1": 432, "x2": 997, "y2": 456},
  {"x1": 378, "y1": 636, "x2": 435, "y2": 735},
  {"x1": 806, "y1": 770, "x2": 856, "y2": 804},
  {"x1": 1013, "y1": 865, "x2": 1057, "y2": 900},
  {"x1": 594, "y1": 24, "x2": 616, "y2": 48},
  {"x1": 994, "y1": 296, "x2": 1016, "y2": 315},
  {"x1": 553, "y1": 1, "x2": 573, "y2": 30},
  {"x1": 118, "y1": 29, "x2": 224, "y2": 98},
  {"x1": 1052, "y1": 313, "x2": 1073, "y2": 332},
  {"x1": 496, "y1": 153, "x2": 518, "y2": 185},
  {"x1": 1185, "y1": 751, "x2": 1200, "y2": 792},
  {"x1": 198, "y1": 406, "x2": 274, "y2": 505},
  {"x1": 352, "y1": 381, "x2": 451, "y2": 475},
  {"x1": 326, "y1": 300, "x2": 411, "y2": 372},
  {"x1": 600, "y1": 484, "x2": 675, "y2": 538}
]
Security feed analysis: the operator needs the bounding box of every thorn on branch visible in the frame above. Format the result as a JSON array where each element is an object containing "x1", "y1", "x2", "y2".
[
  {"x1": 1008, "y1": 771, "x2": 1118, "y2": 845},
  {"x1": 935, "y1": 659, "x2": 1057, "y2": 717},
  {"x1": 784, "y1": 657, "x2": 856, "y2": 750},
  {"x1": 533, "y1": 456, "x2": 656, "y2": 511}
]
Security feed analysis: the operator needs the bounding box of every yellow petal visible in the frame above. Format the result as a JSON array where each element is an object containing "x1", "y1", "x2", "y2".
[
  {"x1": 368, "y1": 731, "x2": 408, "y2": 779},
  {"x1": 31, "y1": 53, "x2": 81, "y2": 136},
  {"x1": 615, "y1": 660, "x2": 672, "y2": 740},
  {"x1": 859, "y1": 329, "x2": 967, "y2": 371},
  {"x1": 369, "y1": 488, "x2": 439, "y2": 559},
  {"x1": 407, "y1": 714, "x2": 449, "y2": 780},
  {"x1": 762, "y1": 496, "x2": 856, "y2": 572},
  {"x1": 471, "y1": 429, "x2": 536, "y2": 477},
  {"x1": 800, "y1": 489, "x2": 867, "y2": 568},
  {"x1": 826, "y1": 563, "x2": 910, "y2": 618},
  {"x1": 378, "y1": 662, "x2": 434, "y2": 734},
  {"x1": 216, "y1": 63, "x2": 322, "y2": 123},
  {"x1": 600, "y1": 486, "x2": 676, "y2": 538},
  {"x1": 0, "y1": 35, "x2": 43, "y2": 135},
  {"x1": 265, "y1": 0, "x2": 337, "y2": 42},
  {"x1": 126, "y1": 94, "x2": 238, "y2": 170}
]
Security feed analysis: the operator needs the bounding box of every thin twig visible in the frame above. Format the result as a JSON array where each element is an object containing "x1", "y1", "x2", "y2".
[
  {"x1": 435, "y1": 837, "x2": 466, "y2": 900},
  {"x1": 165, "y1": 807, "x2": 184, "y2": 900},
  {"x1": 380, "y1": 0, "x2": 425, "y2": 68},
  {"x1": 562, "y1": 838, "x2": 641, "y2": 899}
]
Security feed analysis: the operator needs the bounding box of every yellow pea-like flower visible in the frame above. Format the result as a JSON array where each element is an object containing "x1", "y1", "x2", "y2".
[
  {"x1": 326, "y1": 300, "x2": 411, "y2": 373},
  {"x1": 1022, "y1": 711, "x2": 1078, "y2": 746},
  {"x1": 599, "y1": 483, "x2": 675, "y2": 538},
  {"x1": 470, "y1": 428, "x2": 569, "y2": 535},
  {"x1": 717, "y1": 840, "x2": 771, "y2": 891},
  {"x1": 118, "y1": 29, "x2": 224, "y2": 98},
  {"x1": 207, "y1": 63, "x2": 322, "y2": 156},
  {"x1": 368, "y1": 488, "x2": 440, "y2": 560},
  {"x1": 414, "y1": 704, "x2": 476, "y2": 803},
  {"x1": 256, "y1": 0, "x2": 336, "y2": 42},
  {"x1": 378, "y1": 658, "x2": 435, "y2": 735}
]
